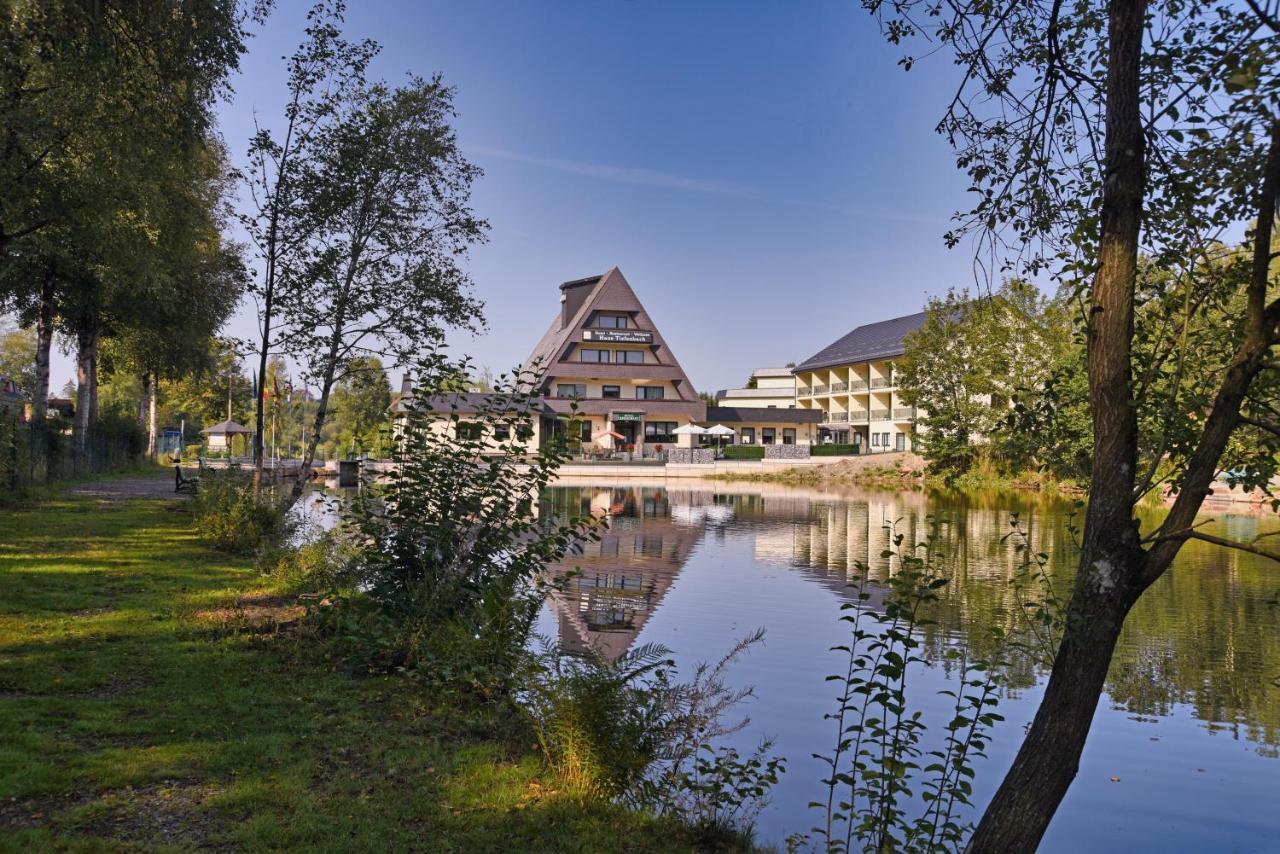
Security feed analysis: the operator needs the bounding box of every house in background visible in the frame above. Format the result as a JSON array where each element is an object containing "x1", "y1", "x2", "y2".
[
  {"x1": 792, "y1": 311, "x2": 927, "y2": 452},
  {"x1": 714, "y1": 367, "x2": 797, "y2": 409}
]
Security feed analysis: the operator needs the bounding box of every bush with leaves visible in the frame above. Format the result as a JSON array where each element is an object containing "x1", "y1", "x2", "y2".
[
  {"x1": 523, "y1": 629, "x2": 784, "y2": 845},
  {"x1": 332, "y1": 352, "x2": 600, "y2": 694},
  {"x1": 191, "y1": 467, "x2": 297, "y2": 565}
]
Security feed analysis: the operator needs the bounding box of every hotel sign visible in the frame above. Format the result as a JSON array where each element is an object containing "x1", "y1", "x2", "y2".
[
  {"x1": 582, "y1": 329, "x2": 653, "y2": 344},
  {"x1": 611, "y1": 412, "x2": 643, "y2": 422}
]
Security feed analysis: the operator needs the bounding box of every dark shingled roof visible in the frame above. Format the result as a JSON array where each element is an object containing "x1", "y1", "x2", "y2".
[
  {"x1": 703, "y1": 406, "x2": 822, "y2": 424},
  {"x1": 794, "y1": 310, "x2": 929, "y2": 372}
]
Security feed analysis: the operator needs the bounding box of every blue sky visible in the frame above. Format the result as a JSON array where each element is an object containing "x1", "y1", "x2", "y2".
[{"x1": 53, "y1": 1, "x2": 980, "y2": 393}]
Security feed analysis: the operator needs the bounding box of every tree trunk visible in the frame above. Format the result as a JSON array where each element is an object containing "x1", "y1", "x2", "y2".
[
  {"x1": 147, "y1": 370, "x2": 158, "y2": 459},
  {"x1": 31, "y1": 272, "x2": 55, "y2": 421},
  {"x1": 290, "y1": 368, "x2": 336, "y2": 505},
  {"x1": 139, "y1": 371, "x2": 151, "y2": 434},
  {"x1": 73, "y1": 327, "x2": 98, "y2": 453},
  {"x1": 969, "y1": 0, "x2": 1148, "y2": 849}
]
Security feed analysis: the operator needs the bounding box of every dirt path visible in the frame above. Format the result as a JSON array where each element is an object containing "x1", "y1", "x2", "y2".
[{"x1": 69, "y1": 473, "x2": 184, "y2": 502}]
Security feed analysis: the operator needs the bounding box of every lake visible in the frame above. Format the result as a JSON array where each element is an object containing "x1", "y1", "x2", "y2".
[{"x1": 535, "y1": 480, "x2": 1280, "y2": 852}]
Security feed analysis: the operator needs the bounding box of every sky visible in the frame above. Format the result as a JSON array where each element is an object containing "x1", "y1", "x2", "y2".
[{"x1": 48, "y1": 1, "x2": 980, "y2": 395}]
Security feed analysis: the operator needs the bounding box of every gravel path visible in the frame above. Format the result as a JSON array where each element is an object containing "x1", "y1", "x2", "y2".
[{"x1": 69, "y1": 474, "x2": 185, "y2": 502}]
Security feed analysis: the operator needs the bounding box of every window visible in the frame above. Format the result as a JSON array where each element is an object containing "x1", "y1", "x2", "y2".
[
  {"x1": 871, "y1": 432, "x2": 881, "y2": 447},
  {"x1": 636, "y1": 386, "x2": 664, "y2": 400},
  {"x1": 616, "y1": 349, "x2": 645, "y2": 364},
  {"x1": 555, "y1": 383, "x2": 586, "y2": 398},
  {"x1": 596, "y1": 314, "x2": 628, "y2": 329},
  {"x1": 895, "y1": 432, "x2": 906, "y2": 451},
  {"x1": 579, "y1": 348, "x2": 610, "y2": 363},
  {"x1": 494, "y1": 424, "x2": 511, "y2": 441},
  {"x1": 783, "y1": 428, "x2": 796, "y2": 445},
  {"x1": 602, "y1": 385, "x2": 621, "y2": 399},
  {"x1": 762, "y1": 427, "x2": 776, "y2": 445},
  {"x1": 644, "y1": 421, "x2": 677, "y2": 444},
  {"x1": 740, "y1": 427, "x2": 755, "y2": 444},
  {"x1": 456, "y1": 422, "x2": 483, "y2": 441},
  {"x1": 580, "y1": 421, "x2": 593, "y2": 443}
]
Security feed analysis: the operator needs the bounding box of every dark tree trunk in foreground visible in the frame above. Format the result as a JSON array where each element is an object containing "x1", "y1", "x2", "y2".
[{"x1": 969, "y1": 0, "x2": 1149, "y2": 847}]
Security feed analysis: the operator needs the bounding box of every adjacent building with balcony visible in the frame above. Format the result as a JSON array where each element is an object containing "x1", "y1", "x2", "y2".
[
  {"x1": 792, "y1": 311, "x2": 927, "y2": 452},
  {"x1": 713, "y1": 367, "x2": 797, "y2": 409}
]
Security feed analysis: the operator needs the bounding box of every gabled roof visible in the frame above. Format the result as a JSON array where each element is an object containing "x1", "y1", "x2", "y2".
[
  {"x1": 523, "y1": 267, "x2": 701, "y2": 403},
  {"x1": 201, "y1": 419, "x2": 254, "y2": 435},
  {"x1": 389, "y1": 391, "x2": 552, "y2": 416},
  {"x1": 794, "y1": 310, "x2": 929, "y2": 373}
]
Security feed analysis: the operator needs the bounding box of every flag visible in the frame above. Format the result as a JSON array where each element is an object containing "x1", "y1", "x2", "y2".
[{"x1": 286, "y1": 380, "x2": 293, "y2": 404}]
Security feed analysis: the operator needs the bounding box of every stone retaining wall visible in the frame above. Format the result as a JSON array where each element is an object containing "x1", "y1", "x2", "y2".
[
  {"x1": 765, "y1": 444, "x2": 810, "y2": 460},
  {"x1": 667, "y1": 448, "x2": 714, "y2": 465}
]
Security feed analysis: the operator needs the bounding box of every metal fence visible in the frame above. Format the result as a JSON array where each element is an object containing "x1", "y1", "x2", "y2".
[{"x1": 0, "y1": 416, "x2": 145, "y2": 492}]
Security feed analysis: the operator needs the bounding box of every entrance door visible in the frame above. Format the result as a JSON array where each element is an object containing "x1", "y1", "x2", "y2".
[
  {"x1": 616, "y1": 421, "x2": 638, "y2": 448},
  {"x1": 895, "y1": 432, "x2": 906, "y2": 451}
]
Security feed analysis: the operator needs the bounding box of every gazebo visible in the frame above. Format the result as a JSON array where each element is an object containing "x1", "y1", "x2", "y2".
[{"x1": 201, "y1": 419, "x2": 254, "y2": 457}]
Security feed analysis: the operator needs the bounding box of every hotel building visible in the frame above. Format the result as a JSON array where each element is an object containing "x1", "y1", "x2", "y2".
[
  {"x1": 494, "y1": 266, "x2": 816, "y2": 452},
  {"x1": 792, "y1": 311, "x2": 927, "y2": 452}
]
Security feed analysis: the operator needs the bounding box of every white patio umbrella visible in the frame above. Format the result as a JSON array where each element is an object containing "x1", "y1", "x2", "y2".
[
  {"x1": 672, "y1": 424, "x2": 708, "y2": 457},
  {"x1": 705, "y1": 424, "x2": 735, "y2": 456}
]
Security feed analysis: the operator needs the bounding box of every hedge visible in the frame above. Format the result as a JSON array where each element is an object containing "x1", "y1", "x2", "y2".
[
  {"x1": 722, "y1": 445, "x2": 765, "y2": 460},
  {"x1": 811, "y1": 444, "x2": 862, "y2": 456}
]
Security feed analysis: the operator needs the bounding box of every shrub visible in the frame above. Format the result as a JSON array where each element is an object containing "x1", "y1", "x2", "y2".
[
  {"x1": 722, "y1": 445, "x2": 764, "y2": 460},
  {"x1": 333, "y1": 352, "x2": 601, "y2": 693},
  {"x1": 523, "y1": 630, "x2": 783, "y2": 843},
  {"x1": 811, "y1": 443, "x2": 862, "y2": 456},
  {"x1": 191, "y1": 468, "x2": 296, "y2": 564}
]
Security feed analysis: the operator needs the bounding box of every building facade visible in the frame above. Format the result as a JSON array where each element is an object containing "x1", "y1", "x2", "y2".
[
  {"x1": 792, "y1": 311, "x2": 927, "y2": 452},
  {"x1": 523, "y1": 267, "x2": 707, "y2": 452},
  {"x1": 714, "y1": 367, "x2": 797, "y2": 409}
]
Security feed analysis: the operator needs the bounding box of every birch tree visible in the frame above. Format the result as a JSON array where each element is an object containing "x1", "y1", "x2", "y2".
[
  {"x1": 239, "y1": 1, "x2": 375, "y2": 490},
  {"x1": 278, "y1": 73, "x2": 485, "y2": 501}
]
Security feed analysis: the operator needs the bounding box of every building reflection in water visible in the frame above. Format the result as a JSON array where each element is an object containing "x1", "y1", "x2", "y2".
[
  {"x1": 543, "y1": 483, "x2": 946, "y2": 660},
  {"x1": 545, "y1": 486, "x2": 704, "y2": 661}
]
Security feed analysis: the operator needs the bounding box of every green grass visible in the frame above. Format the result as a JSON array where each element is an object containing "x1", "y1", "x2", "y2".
[{"x1": 0, "y1": 475, "x2": 700, "y2": 851}]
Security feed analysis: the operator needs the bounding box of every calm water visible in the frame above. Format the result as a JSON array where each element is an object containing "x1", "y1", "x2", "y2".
[{"x1": 536, "y1": 480, "x2": 1280, "y2": 852}]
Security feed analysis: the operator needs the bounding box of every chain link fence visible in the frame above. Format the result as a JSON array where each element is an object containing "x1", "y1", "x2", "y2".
[{"x1": 0, "y1": 414, "x2": 146, "y2": 492}]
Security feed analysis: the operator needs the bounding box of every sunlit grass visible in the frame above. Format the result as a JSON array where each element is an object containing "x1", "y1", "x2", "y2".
[{"x1": 0, "y1": 476, "x2": 697, "y2": 851}]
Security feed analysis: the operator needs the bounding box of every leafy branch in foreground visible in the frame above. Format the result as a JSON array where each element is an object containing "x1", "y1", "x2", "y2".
[{"x1": 795, "y1": 522, "x2": 1006, "y2": 854}]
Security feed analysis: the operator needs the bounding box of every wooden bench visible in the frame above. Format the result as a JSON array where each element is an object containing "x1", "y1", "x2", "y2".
[{"x1": 173, "y1": 459, "x2": 200, "y2": 494}]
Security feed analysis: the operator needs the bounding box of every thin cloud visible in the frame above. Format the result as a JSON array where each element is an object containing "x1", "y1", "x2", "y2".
[
  {"x1": 475, "y1": 145, "x2": 950, "y2": 225},
  {"x1": 472, "y1": 146, "x2": 757, "y2": 197}
]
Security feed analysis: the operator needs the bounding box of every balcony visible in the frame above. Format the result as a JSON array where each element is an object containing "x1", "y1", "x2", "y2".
[
  {"x1": 848, "y1": 380, "x2": 868, "y2": 392},
  {"x1": 893, "y1": 407, "x2": 916, "y2": 421},
  {"x1": 812, "y1": 384, "x2": 829, "y2": 395},
  {"x1": 830, "y1": 382, "x2": 847, "y2": 393},
  {"x1": 870, "y1": 377, "x2": 894, "y2": 390},
  {"x1": 870, "y1": 408, "x2": 890, "y2": 421},
  {"x1": 848, "y1": 411, "x2": 869, "y2": 423}
]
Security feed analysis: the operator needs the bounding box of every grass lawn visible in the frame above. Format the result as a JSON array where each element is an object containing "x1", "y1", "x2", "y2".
[{"x1": 0, "y1": 474, "x2": 696, "y2": 851}]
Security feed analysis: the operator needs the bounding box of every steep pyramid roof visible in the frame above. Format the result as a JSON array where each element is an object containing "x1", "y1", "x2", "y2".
[{"x1": 523, "y1": 267, "x2": 700, "y2": 401}]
